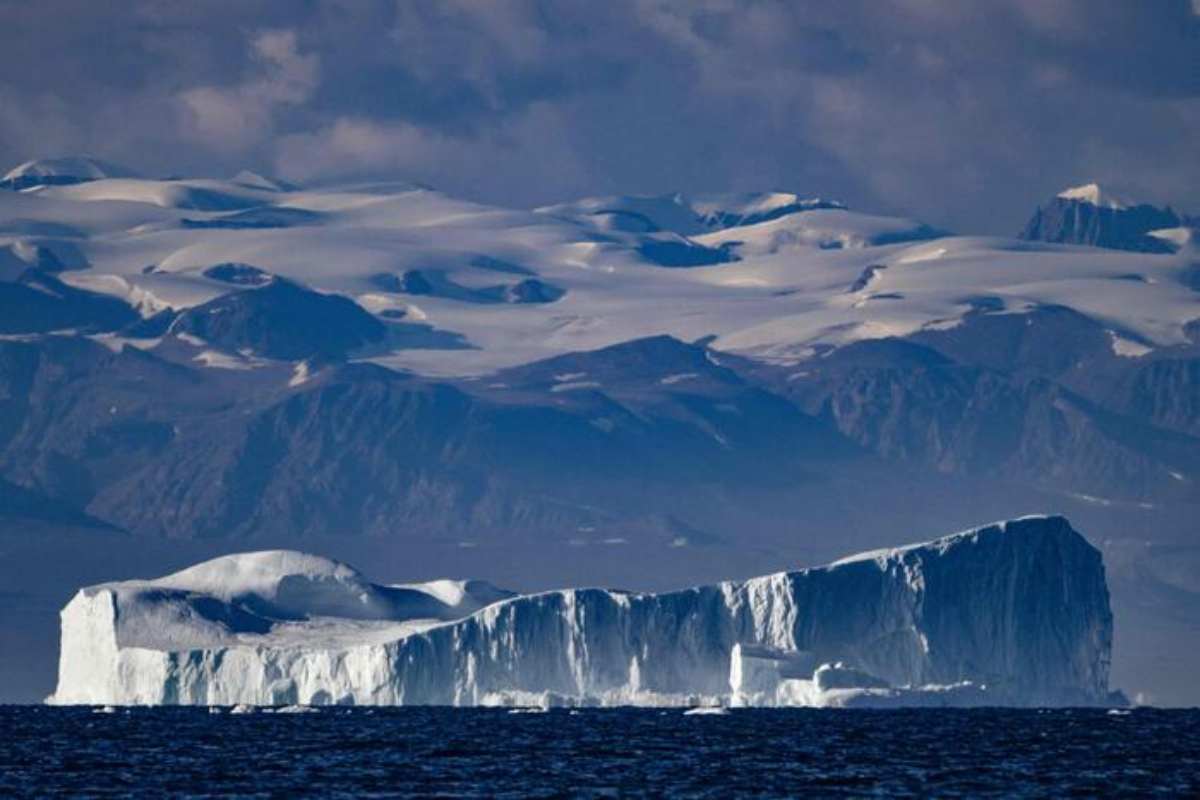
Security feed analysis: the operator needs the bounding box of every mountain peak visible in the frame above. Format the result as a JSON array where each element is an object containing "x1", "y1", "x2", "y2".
[
  {"x1": 1056, "y1": 183, "x2": 1130, "y2": 210},
  {"x1": 1020, "y1": 183, "x2": 1181, "y2": 252},
  {"x1": 1, "y1": 156, "x2": 138, "y2": 190},
  {"x1": 537, "y1": 190, "x2": 844, "y2": 236}
]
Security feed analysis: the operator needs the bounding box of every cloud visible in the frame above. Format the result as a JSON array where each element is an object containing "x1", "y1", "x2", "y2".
[
  {"x1": 177, "y1": 29, "x2": 319, "y2": 153},
  {"x1": 275, "y1": 118, "x2": 455, "y2": 181},
  {"x1": 0, "y1": 1, "x2": 1196, "y2": 232},
  {"x1": 274, "y1": 103, "x2": 591, "y2": 200}
]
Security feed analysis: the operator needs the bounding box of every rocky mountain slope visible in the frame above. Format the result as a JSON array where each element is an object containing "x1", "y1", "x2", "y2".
[{"x1": 1019, "y1": 183, "x2": 1186, "y2": 253}]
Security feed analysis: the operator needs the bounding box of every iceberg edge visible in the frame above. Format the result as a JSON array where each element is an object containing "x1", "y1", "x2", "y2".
[{"x1": 49, "y1": 515, "x2": 1120, "y2": 708}]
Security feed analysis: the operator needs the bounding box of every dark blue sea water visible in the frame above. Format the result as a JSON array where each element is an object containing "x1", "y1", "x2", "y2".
[{"x1": 1, "y1": 706, "x2": 1197, "y2": 797}]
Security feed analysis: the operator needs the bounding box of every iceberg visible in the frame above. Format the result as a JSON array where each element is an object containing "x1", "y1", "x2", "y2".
[{"x1": 49, "y1": 516, "x2": 1118, "y2": 707}]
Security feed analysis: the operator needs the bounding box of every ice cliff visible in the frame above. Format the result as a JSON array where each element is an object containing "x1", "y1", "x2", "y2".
[{"x1": 49, "y1": 516, "x2": 1117, "y2": 707}]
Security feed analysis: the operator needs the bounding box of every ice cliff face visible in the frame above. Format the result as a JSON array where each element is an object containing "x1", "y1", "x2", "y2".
[{"x1": 50, "y1": 516, "x2": 1115, "y2": 707}]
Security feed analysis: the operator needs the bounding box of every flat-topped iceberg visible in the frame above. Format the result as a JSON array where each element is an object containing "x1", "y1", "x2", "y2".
[{"x1": 49, "y1": 516, "x2": 1118, "y2": 707}]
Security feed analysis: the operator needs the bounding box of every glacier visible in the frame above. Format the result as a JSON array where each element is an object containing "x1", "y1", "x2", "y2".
[
  {"x1": 49, "y1": 516, "x2": 1118, "y2": 708},
  {"x1": 2, "y1": 161, "x2": 1196, "y2": 376}
]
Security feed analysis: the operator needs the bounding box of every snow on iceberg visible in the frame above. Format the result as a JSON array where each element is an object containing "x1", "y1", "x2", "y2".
[{"x1": 49, "y1": 516, "x2": 1118, "y2": 708}]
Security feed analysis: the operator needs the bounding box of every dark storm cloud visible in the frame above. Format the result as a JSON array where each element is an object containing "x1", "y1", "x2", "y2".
[{"x1": 0, "y1": 0, "x2": 1196, "y2": 232}]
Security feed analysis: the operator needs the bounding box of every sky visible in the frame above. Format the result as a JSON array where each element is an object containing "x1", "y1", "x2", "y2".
[{"x1": 0, "y1": 0, "x2": 1196, "y2": 233}]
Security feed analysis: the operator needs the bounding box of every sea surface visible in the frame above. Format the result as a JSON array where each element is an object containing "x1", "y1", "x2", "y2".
[{"x1": 1, "y1": 706, "x2": 1197, "y2": 797}]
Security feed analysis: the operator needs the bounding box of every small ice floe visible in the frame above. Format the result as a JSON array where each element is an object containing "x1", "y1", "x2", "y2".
[
  {"x1": 92, "y1": 705, "x2": 117, "y2": 714},
  {"x1": 1107, "y1": 708, "x2": 1132, "y2": 716},
  {"x1": 229, "y1": 704, "x2": 255, "y2": 714},
  {"x1": 208, "y1": 706, "x2": 224, "y2": 715},
  {"x1": 273, "y1": 705, "x2": 319, "y2": 714},
  {"x1": 550, "y1": 380, "x2": 600, "y2": 393},
  {"x1": 288, "y1": 360, "x2": 313, "y2": 387},
  {"x1": 507, "y1": 707, "x2": 549, "y2": 714},
  {"x1": 683, "y1": 706, "x2": 729, "y2": 716}
]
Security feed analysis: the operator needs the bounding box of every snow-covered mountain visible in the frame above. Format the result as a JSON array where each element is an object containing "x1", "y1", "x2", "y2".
[
  {"x1": 1, "y1": 158, "x2": 1198, "y2": 706},
  {"x1": 1, "y1": 162, "x2": 1194, "y2": 528},
  {"x1": 1019, "y1": 183, "x2": 1186, "y2": 253},
  {"x1": 2, "y1": 164, "x2": 1195, "y2": 374},
  {"x1": 50, "y1": 516, "x2": 1118, "y2": 708},
  {"x1": 538, "y1": 191, "x2": 846, "y2": 236},
  {"x1": 0, "y1": 157, "x2": 139, "y2": 191}
]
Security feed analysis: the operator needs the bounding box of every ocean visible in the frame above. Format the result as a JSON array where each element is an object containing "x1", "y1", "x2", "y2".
[{"x1": 2, "y1": 706, "x2": 1196, "y2": 797}]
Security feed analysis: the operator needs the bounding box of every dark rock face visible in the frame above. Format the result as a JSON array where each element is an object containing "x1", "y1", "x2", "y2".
[
  {"x1": 504, "y1": 278, "x2": 564, "y2": 304},
  {"x1": 636, "y1": 238, "x2": 739, "y2": 267},
  {"x1": 369, "y1": 270, "x2": 565, "y2": 304},
  {"x1": 909, "y1": 305, "x2": 1116, "y2": 378},
  {"x1": 170, "y1": 279, "x2": 385, "y2": 360},
  {"x1": 0, "y1": 175, "x2": 89, "y2": 191},
  {"x1": 5, "y1": 239, "x2": 89, "y2": 273},
  {"x1": 0, "y1": 314, "x2": 1195, "y2": 542},
  {"x1": 495, "y1": 334, "x2": 723, "y2": 387},
  {"x1": 870, "y1": 224, "x2": 948, "y2": 246},
  {"x1": 181, "y1": 207, "x2": 321, "y2": 230},
  {"x1": 0, "y1": 335, "x2": 860, "y2": 539},
  {"x1": 743, "y1": 309, "x2": 1200, "y2": 505},
  {"x1": 1076, "y1": 353, "x2": 1200, "y2": 438},
  {"x1": 159, "y1": 185, "x2": 262, "y2": 212},
  {"x1": 0, "y1": 157, "x2": 134, "y2": 191},
  {"x1": 488, "y1": 335, "x2": 854, "y2": 470},
  {"x1": 0, "y1": 476, "x2": 117, "y2": 531},
  {"x1": 0, "y1": 269, "x2": 139, "y2": 334},
  {"x1": 1019, "y1": 197, "x2": 1180, "y2": 253},
  {"x1": 120, "y1": 309, "x2": 178, "y2": 338},
  {"x1": 371, "y1": 270, "x2": 437, "y2": 296},
  {"x1": 587, "y1": 195, "x2": 849, "y2": 235},
  {"x1": 787, "y1": 362, "x2": 1195, "y2": 502},
  {"x1": 698, "y1": 199, "x2": 845, "y2": 229},
  {"x1": 202, "y1": 263, "x2": 274, "y2": 287},
  {"x1": 848, "y1": 264, "x2": 887, "y2": 293}
]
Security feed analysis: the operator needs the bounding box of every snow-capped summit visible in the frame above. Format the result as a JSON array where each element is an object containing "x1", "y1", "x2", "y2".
[
  {"x1": 538, "y1": 192, "x2": 714, "y2": 235},
  {"x1": 1056, "y1": 183, "x2": 1130, "y2": 210},
  {"x1": 538, "y1": 191, "x2": 842, "y2": 236},
  {"x1": 1021, "y1": 184, "x2": 1182, "y2": 253},
  {"x1": 1, "y1": 156, "x2": 138, "y2": 190},
  {"x1": 689, "y1": 191, "x2": 845, "y2": 229}
]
